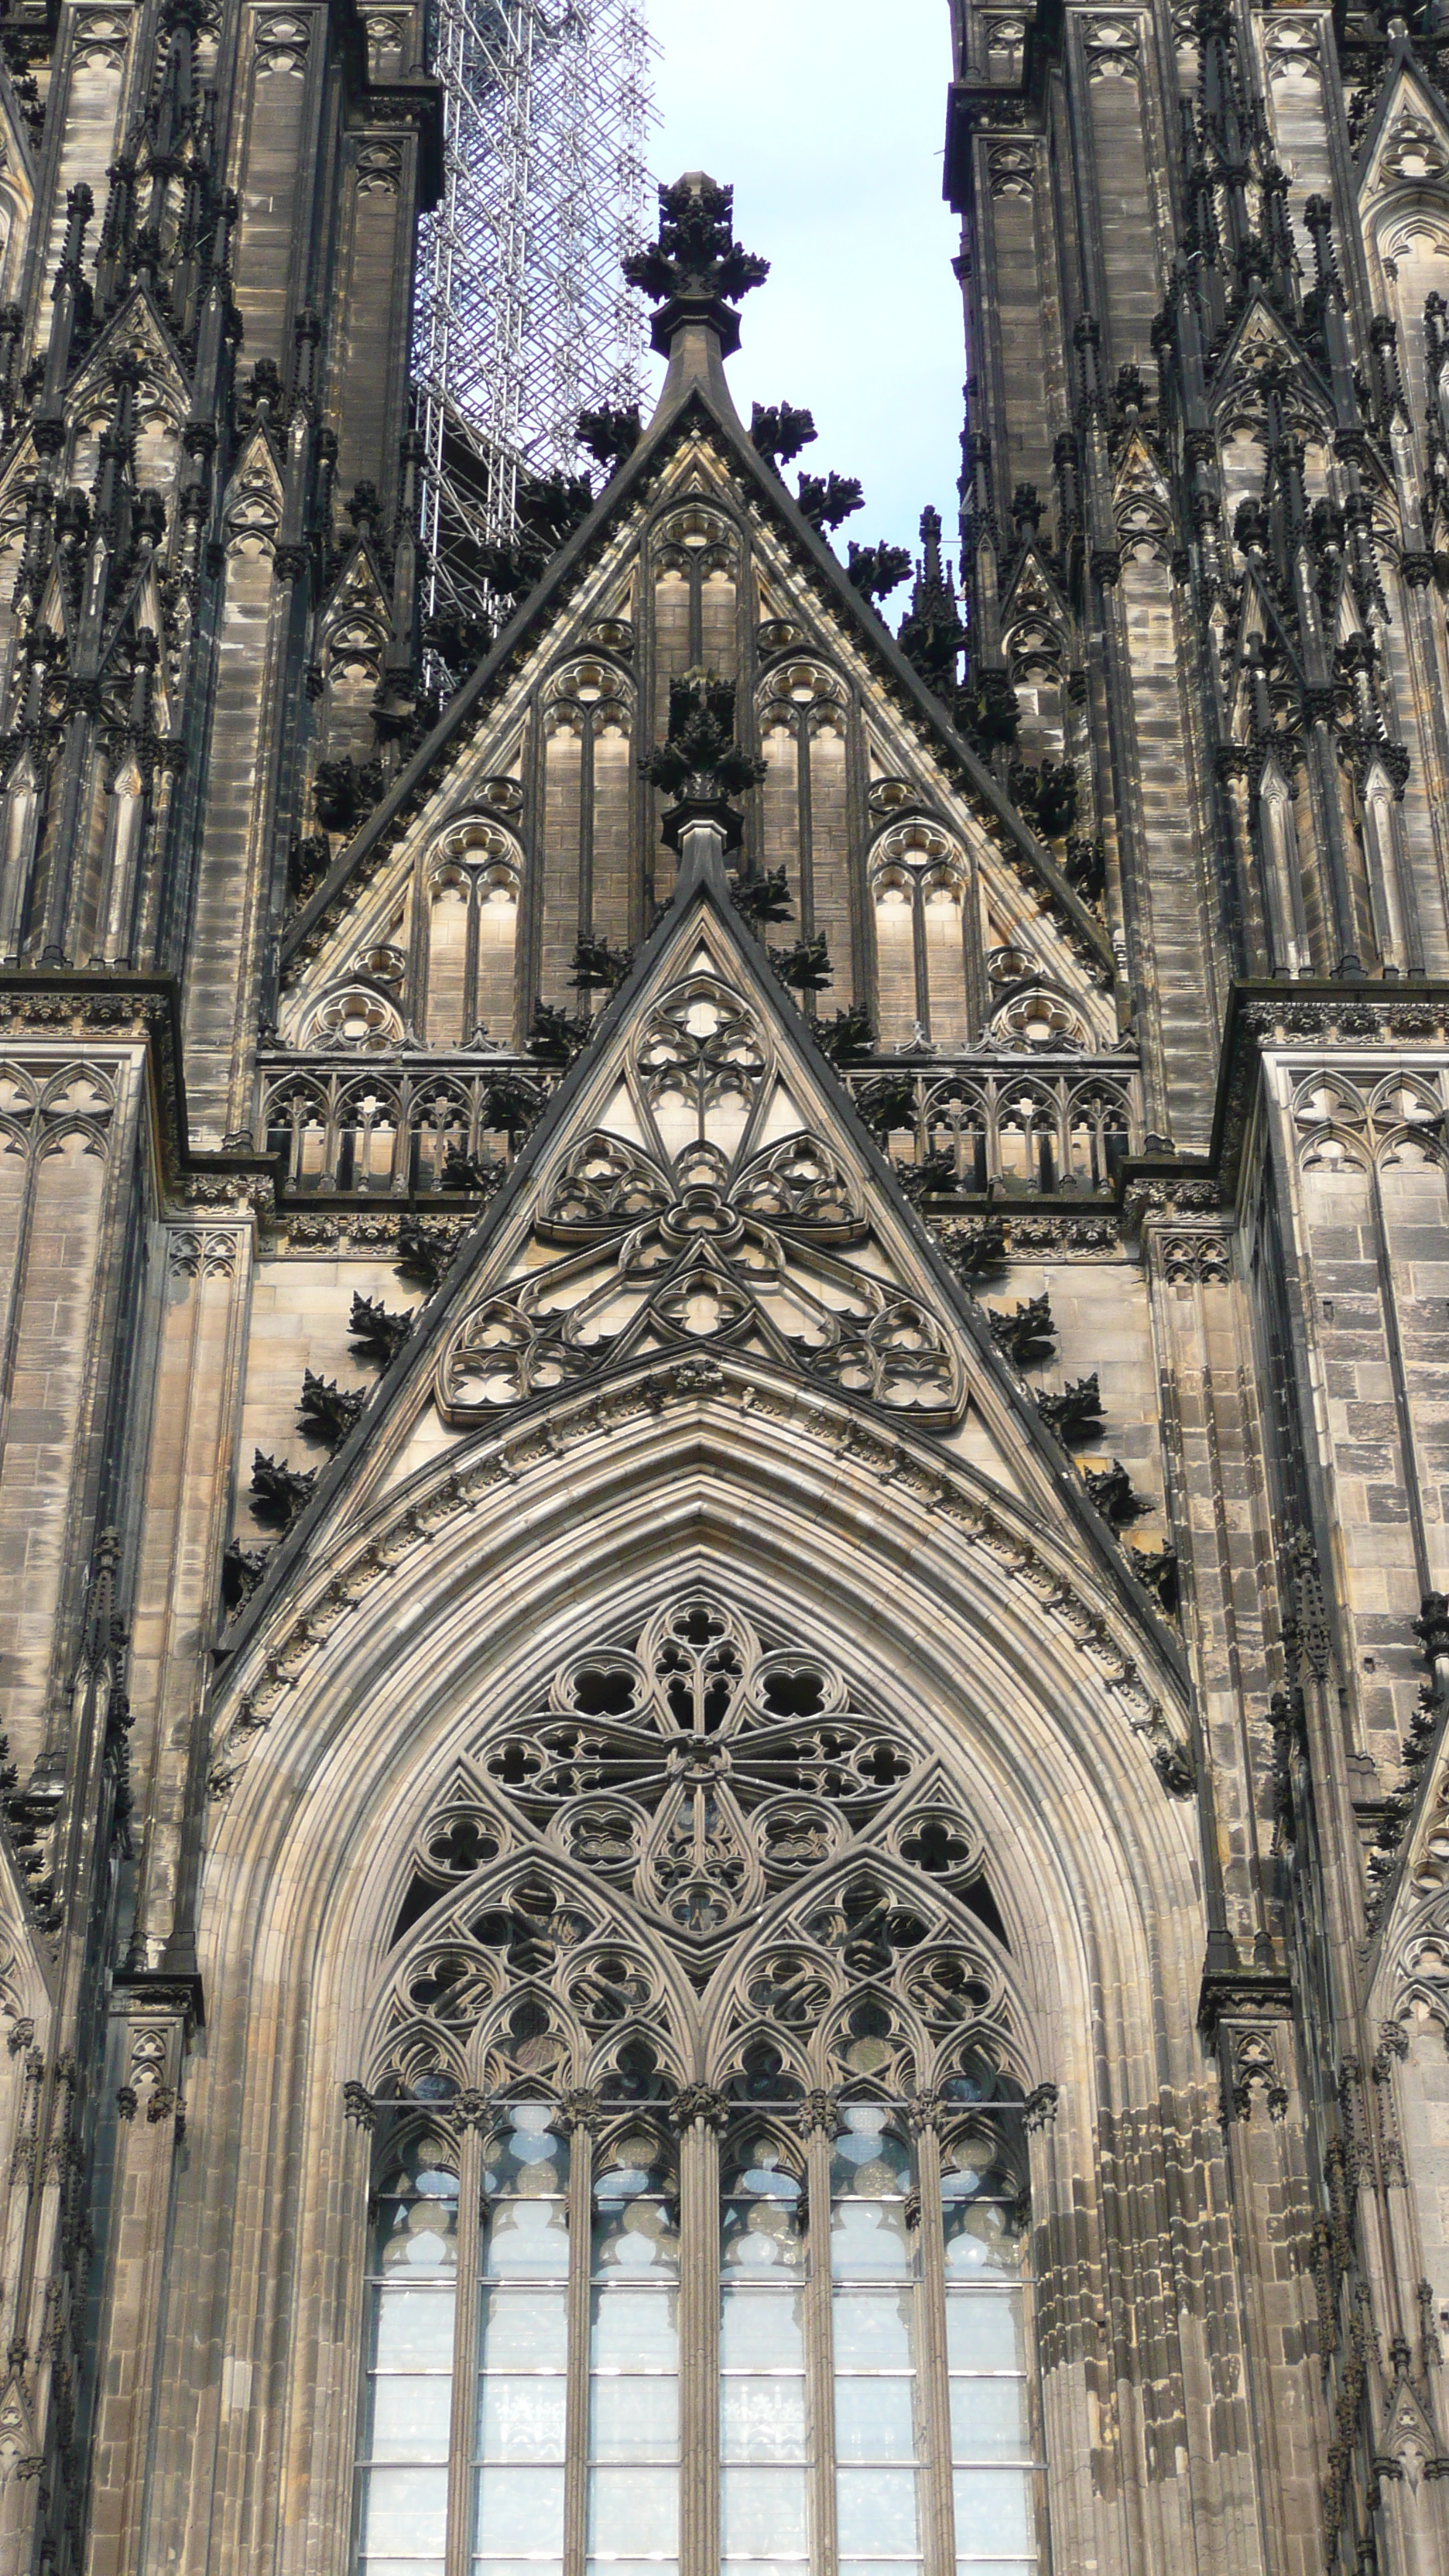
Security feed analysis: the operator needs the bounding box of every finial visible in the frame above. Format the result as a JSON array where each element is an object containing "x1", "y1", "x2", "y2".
[
  {"x1": 642, "y1": 669, "x2": 766, "y2": 886},
  {"x1": 625, "y1": 173, "x2": 767, "y2": 427},
  {"x1": 625, "y1": 173, "x2": 768, "y2": 356}
]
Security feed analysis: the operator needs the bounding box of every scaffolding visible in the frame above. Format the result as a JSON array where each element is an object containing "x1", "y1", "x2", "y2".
[{"x1": 413, "y1": 0, "x2": 656, "y2": 657}]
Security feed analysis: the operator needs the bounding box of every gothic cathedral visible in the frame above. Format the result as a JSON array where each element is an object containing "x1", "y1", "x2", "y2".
[{"x1": 5, "y1": 0, "x2": 1449, "y2": 2570}]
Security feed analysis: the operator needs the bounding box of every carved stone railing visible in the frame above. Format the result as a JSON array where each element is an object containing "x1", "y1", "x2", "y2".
[
  {"x1": 846, "y1": 1052, "x2": 1143, "y2": 1197},
  {"x1": 255, "y1": 1046, "x2": 1144, "y2": 1201},
  {"x1": 256, "y1": 1051, "x2": 555, "y2": 1197}
]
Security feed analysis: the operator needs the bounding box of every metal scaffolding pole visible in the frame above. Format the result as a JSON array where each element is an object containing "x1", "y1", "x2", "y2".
[{"x1": 413, "y1": 0, "x2": 656, "y2": 666}]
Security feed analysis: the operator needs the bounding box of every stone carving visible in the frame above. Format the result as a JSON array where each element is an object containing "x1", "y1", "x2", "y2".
[
  {"x1": 369, "y1": 1591, "x2": 1023, "y2": 2106},
  {"x1": 255, "y1": 10, "x2": 310, "y2": 73},
  {"x1": 166, "y1": 1228, "x2": 240, "y2": 1279},
  {"x1": 1379, "y1": 115, "x2": 1448, "y2": 188},
  {"x1": 438, "y1": 959, "x2": 965, "y2": 1425},
  {"x1": 1291, "y1": 1066, "x2": 1445, "y2": 1172},
  {"x1": 1082, "y1": 15, "x2": 1140, "y2": 79},
  {"x1": 355, "y1": 140, "x2": 403, "y2": 196}
]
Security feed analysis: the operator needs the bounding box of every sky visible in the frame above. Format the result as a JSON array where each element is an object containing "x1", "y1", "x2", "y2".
[{"x1": 642, "y1": 0, "x2": 964, "y2": 582}]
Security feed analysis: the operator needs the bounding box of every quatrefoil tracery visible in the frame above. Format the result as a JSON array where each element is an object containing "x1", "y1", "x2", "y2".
[
  {"x1": 372, "y1": 1595, "x2": 1019, "y2": 2108},
  {"x1": 437, "y1": 961, "x2": 964, "y2": 1422}
]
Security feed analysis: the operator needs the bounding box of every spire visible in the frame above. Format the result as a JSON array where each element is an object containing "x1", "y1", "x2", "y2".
[{"x1": 625, "y1": 172, "x2": 767, "y2": 428}]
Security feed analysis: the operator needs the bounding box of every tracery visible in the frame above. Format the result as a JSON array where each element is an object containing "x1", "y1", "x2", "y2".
[{"x1": 352, "y1": 1595, "x2": 1041, "y2": 2576}]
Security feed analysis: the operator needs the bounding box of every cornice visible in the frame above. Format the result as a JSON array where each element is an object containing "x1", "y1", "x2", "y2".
[{"x1": 0, "y1": 970, "x2": 274, "y2": 1210}]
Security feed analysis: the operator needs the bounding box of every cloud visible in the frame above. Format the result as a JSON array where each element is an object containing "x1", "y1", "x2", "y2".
[{"x1": 643, "y1": 0, "x2": 964, "y2": 576}]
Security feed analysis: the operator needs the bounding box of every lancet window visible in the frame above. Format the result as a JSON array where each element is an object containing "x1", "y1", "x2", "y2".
[
  {"x1": 868, "y1": 823, "x2": 971, "y2": 1050},
  {"x1": 350, "y1": 1595, "x2": 1043, "y2": 2576}
]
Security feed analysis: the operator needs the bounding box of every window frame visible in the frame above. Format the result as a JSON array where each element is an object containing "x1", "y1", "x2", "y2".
[{"x1": 351, "y1": 2090, "x2": 1045, "y2": 2576}]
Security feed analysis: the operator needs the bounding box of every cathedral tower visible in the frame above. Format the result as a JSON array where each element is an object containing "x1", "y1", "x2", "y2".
[{"x1": 1, "y1": 6, "x2": 1449, "y2": 2572}]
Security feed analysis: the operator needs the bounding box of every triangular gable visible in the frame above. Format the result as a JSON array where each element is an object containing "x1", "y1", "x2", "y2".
[
  {"x1": 62, "y1": 286, "x2": 190, "y2": 427},
  {"x1": 233, "y1": 867, "x2": 1181, "y2": 1677},
  {"x1": 998, "y1": 540, "x2": 1071, "y2": 629},
  {"x1": 1208, "y1": 290, "x2": 1334, "y2": 421},
  {"x1": 1356, "y1": 40, "x2": 1449, "y2": 197},
  {"x1": 281, "y1": 379, "x2": 1113, "y2": 988}
]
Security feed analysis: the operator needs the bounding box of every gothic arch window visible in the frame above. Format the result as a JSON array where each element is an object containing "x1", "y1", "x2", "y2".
[
  {"x1": 424, "y1": 820, "x2": 523, "y2": 1048},
  {"x1": 868, "y1": 823, "x2": 970, "y2": 1050},
  {"x1": 351, "y1": 1594, "x2": 1043, "y2": 2576}
]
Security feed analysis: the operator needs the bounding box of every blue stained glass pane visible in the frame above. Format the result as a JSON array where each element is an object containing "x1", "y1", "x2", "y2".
[
  {"x1": 361, "y1": 2465, "x2": 450, "y2": 2555},
  {"x1": 720, "y1": 2376, "x2": 807, "y2": 2462},
  {"x1": 474, "y1": 2464, "x2": 565, "y2": 2554},
  {"x1": 368, "y1": 2375, "x2": 453, "y2": 2461},
  {"x1": 476, "y1": 2376, "x2": 567, "y2": 2461},
  {"x1": 941, "y1": 2205, "x2": 1023, "y2": 2278},
  {"x1": 721, "y1": 2561, "x2": 810, "y2": 2576},
  {"x1": 836, "y1": 2468, "x2": 920, "y2": 2554},
  {"x1": 590, "y1": 2285, "x2": 679, "y2": 2369},
  {"x1": 589, "y1": 2374, "x2": 680, "y2": 2461},
  {"x1": 833, "y1": 2376, "x2": 916, "y2": 2462},
  {"x1": 831, "y1": 2290, "x2": 916, "y2": 2369},
  {"x1": 587, "y1": 2465, "x2": 678, "y2": 2552},
  {"x1": 944, "y1": 2295, "x2": 1023, "y2": 2372},
  {"x1": 720, "y1": 2464, "x2": 808, "y2": 2554},
  {"x1": 585, "y1": 2561, "x2": 679, "y2": 2576},
  {"x1": 951, "y1": 2471, "x2": 1033, "y2": 2555},
  {"x1": 948, "y1": 2378, "x2": 1029, "y2": 2461},
  {"x1": 478, "y1": 2287, "x2": 568, "y2": 2371},
  {"x1": 831, "y1": 2202, "x2": 913, "y2": 2279},
  {"x1": 372, "y1": 2287, "x2": 457, "y2": 2372},
  {"x1": 485, "y1": 2201, "x2": 570, "y2": 2279},
  {"x1": 720, "y1": 2283, "x2": 805, "y2": 2371}
]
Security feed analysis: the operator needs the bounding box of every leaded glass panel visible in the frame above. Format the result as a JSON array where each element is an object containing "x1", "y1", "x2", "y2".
[
  {"x1": 475, "y1": 2107, "x2": 570, "y2": 2576},
  {"x1": 587, "y1": 2143, "x2": 680, "y2": 2576},
  {"x1": 358, "y1": 2141, "x2": 460, "y2": 2576}
]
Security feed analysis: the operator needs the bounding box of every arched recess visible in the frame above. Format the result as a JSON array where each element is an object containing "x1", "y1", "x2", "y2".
[
  {"x1": 868, "y1": 820, "x2": 971, "y2": 1050},
  {"x1": 422, "y1": 817, "x2": 524, "y2": 1048},
  {"x1": 1371, "y1": 200, "x2": 1449, "y2": 461},
  {"x1": 136, "y1": 1382, "x2": 1268, "y2": 2576}
]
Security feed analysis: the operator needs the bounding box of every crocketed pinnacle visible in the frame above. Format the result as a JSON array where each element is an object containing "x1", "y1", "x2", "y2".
[{"x1": 642, "y1": 670, "x2": 766, "y2": 864}]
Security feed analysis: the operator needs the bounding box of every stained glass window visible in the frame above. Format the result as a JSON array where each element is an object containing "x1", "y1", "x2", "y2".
[{"x1": 353, "y1": 1594, "x2": 1044, "y2": 2576}]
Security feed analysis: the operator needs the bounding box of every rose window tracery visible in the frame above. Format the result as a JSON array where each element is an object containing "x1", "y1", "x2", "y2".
[{"x1": 371, "y1": 1593, "x2": 1020, "y2": 2111}]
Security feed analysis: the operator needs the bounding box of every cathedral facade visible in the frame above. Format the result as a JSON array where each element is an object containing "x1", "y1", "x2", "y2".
[{"x1": 2, "y1": 2, "x2": 1449, "y2": 2571}]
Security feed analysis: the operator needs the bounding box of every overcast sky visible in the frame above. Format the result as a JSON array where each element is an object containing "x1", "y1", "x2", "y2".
[{"x1": 642, "y1": 0, "x2": 964, "y2": 584}]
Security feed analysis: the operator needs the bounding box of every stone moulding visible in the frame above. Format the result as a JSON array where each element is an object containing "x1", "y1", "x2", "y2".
[
  {"x1": 0, "y1": 969, "x2": 276, "y2": 1208},
  {"x1": 204, "y1": 1351, "x2": 1191, "y2": 1806}
]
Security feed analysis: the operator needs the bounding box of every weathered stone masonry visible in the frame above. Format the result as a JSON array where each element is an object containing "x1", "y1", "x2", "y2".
[{"x1": 3, "y1": 3, "x2": 1449, "y2": 2571}]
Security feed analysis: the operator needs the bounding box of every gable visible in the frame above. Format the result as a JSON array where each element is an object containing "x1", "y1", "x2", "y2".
[
  {"x1": 434, "y1": 906, "x2": 968, "y2": 1427},
  {"x1": 1357, "y1": 53, "x2": 1449, "y2": 201},
  {"x1": 276, "y1": 400, "x2": 1116, "y2": 1062},
  {"x1": 231, "y1": 868, "x2": 1180, "y2": 1716}
]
